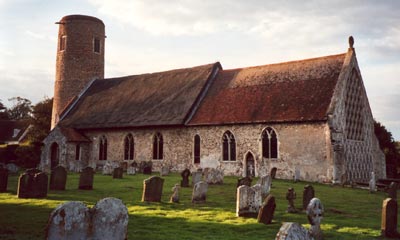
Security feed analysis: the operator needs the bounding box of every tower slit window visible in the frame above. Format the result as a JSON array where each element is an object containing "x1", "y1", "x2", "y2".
[
  {"x1": 59, "y1": 35, "x2": 66, "y2": 51},
  {"x1": 94, "y1": 37, "x2": 101, "y2": 53}
]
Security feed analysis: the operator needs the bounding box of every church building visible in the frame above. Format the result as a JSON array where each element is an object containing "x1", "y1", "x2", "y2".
[{"x1": 40, "y1": 15, "x2": 386, "y2": 183}]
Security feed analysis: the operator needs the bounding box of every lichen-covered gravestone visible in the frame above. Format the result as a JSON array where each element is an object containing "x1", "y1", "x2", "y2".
[
  {"x1": 181, "y1": 168, "x2": 190, "y2": 187},
  {"x1": 0, "y1": 166, "x2": 8, "y2": 192},
  {"x1": 192, "y1": 181, "x2": 208, "y2": 203},
  {"x1": 369, "y1": 171, "x2": 376, "y2": 193},
  {"x1": 45, "y1": 197, "x2": 128, "y2": 240},
  {"x1": 257, "y1": 194, "x2": 276, "y2": 224},
  {"x1": 192, "y1": 169, "x2": 203, "y2": 186},
  {"x1": 381, "y1": 198, "x2": 399, "y2": 238},
  {"x1": 113, "y1": 167, "x2": 123, "y2": 179},
  {"x1": 204, "y1": 168, "x2": 224, "y2": 184},
  {"x1": 170, "y1": 183, "x2": 180, "y2": 203},
  {"x1": 237, "y1": 176, "x2": 252, "y2": 188},
  {"x1": 294, "y1": 169, "x2": 300, "y2": 182},
  {"x1": 236, "y1": 184, "x2": 262, "y2": 217},
  {"x1": 302, "y1": 185, "x2": 315, "y2": 210},
  {"x1": 17, "y1": 169, "x2": 48, "y2": 198},
  {"x1": 257, "y1": 175, "x2": 272, "y2": 199},
  {"x1": 275, "y1": 222, "x2": 311, "y2": 240},
  {"x1": 92, "y1": 197, "x2": 129, "y2": 240},
  {"x1": 78, "y1": 167, "x2": 94, "y2": 190},
  {"x1": 49, "y1": 166, "x2": 67, "y2": 191},
  {"x1": 286, "y1": 187, "x2": 297, "y2": 213},
  {"x1": 306, "y1": 198, "x2": 324, "y2": 240},
  {"x1": 142, "y1": 176, "x2": 164, "y2": 202},
  {"x1": 270, "y1": 167, "x2": 277, "y2": 179},
  {"x1": 160, "y1": 166, "x2": 170, "y2": 176}
]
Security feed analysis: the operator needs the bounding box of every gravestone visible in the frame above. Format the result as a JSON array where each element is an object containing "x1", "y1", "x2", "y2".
[
  {"x1": 170, "y1": 183, "x2": 180, "y2": 203},
  {"x1": 143, "y1": 166, "x2": 152, "y2": 175},
  {"x1": 127, "y1": 166, "x2": 136, "y2": 175},
  {"x1": 78, "y1": 167, "x2": 94, "y2": 190},
  {"x1": 286, "y1": 187, "x2": 297, "y2": 213},
  {"x1": 204, "y1": 168, "x2": 224, "y2": 184},
  {"x1": 131, "y1": 161, "x2": 138, "y2": 169},
  {"x1": 160, "y1": 166, "x2": 170, "y2": 176},
  {"x1": 275, "y1": 222, "x2": 311, "y2": 240},
  {"x1": 46, "y1": 201, "x2": 90, "y2": 239},
  {"x1": 236, "y1": 184, "x2": 262, "y2": 217},
  {"x1": 237, "y1": 176, "x2": 252, "y2": 188},
  {"x1": 121, "y1": 162, "x2": 128, "y2": 171},
  {"x1": 381, "y1": 198, "x2": 399, "y2": 238},
  {"x1": 17, "y1": 169, "x2": 48, "y2": 198},
  {"x1": 92, "y1": 197, "x2": 129, "y2": 240},
  {"x1": 306, "y1": 198, "x2": 324, "y2": 240},
  {"x1": 102, "y1": 161, "x2": 119, "y2": 175},
  {"x1": 294, "y1": 169, "x2": 300, "y2": 182},
  {"x1": 270, "y1": 167, "x2": 277, "y2": 179},
  {"x1": 369, "y1": 171, "x2": 376, "y2": 193},
  {"x1": 49, "y1": 166, "x2": 67, "y2": 191},
  {"x1": 302, "y1": 185, "x2": 315, "y2": 210},
  {"x1": 0, "y1": 166, "x2": 8, "y2": 192},
  {"x1": 46, "y1": 197, "x2": 128, "y2": 240},
  {"x1": 257, "y1": 194, "x2": 276, "y2": 224},
  {"x1": 387, "y1": 182, "x2": 397, "y2": 200},
  {"x1": 113, "y1": 167, "x2": 123, "y2": 179},
  {"x1": 140, "y1": 161, "x2": 153, "y2": 174},
  {"x1": 192, "y1": 181, "x2": 208, "y2": 203},
  {"x1": 181, "y1": 168, "x2": 190, "y2": 187},
  {"x1": 192, "y1": 169, "x2": 203, "y2": 186},
  {"x1": 257, "y1": 175, "x2": 272, "y2": 199},
  {"x1": 142, "y1": 176, "x2": 164, "y2": 202}
]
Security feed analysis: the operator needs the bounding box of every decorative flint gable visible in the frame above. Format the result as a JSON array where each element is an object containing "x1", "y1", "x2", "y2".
[{"x1": 328, "y1": 36, "x2": 386, "y2": 183}]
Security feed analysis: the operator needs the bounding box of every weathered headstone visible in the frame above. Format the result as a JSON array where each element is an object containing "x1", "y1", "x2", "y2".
[
  {"x1": 78, "y1": 167, "x2": 94, "y2": 190},
  {"x1": 49, "y1": 166, "x2": 67, "y2": 191},
  {"x1": 46, "y1": 201, "x2": 90, "y2": 239},
  {"x1": 236, "y1": 184, "x2": 262, "y2": 217},
  {"x1": 170, "y1": 183, "x2": 180, "y2": 203},
  {"x1": 113, "y1": 167, "x2": 123, "y2": 179},
  {"x1": 143, "y1": 166, "x2": 152, "y2": 175},
  {"x1": 369, "y1": 171, "x2": 376, "y2": 193},
  {"x1": 257, "y1": 194, "x2": 276, "y2": 224},
  {"x1": 387, "y1": 182, "x2": 398, "y2": 200},
  {"x1": 257, "y1": 175, "x2": 272, "y2": 199},
  {"x1": 204, "y1": 168, "x2": 224, "y2": 184},
  {"x1": 127, "y1": 166, "x2": 136, "y2": 175},
  {"x1": 142, "y1": 176, "x2": 164, "y2": 202},
  {"x1": 306, "y1": 198, "x2": 324, "y2": 240},
  {"x1": 46, "y1": 198, "x2": 128, "y2": 240},
  {"x1": 181, "y1": 168, "x2": 190, "y2": 187},
  {"x1": 192, "y1": 169, "x2": 203, "y2": 186},
  {"x1": 381, "y1": 198, "x2": 399, "y2": 238},
  {"x1": 294, "y1": 168, "x2": 300, "y2": 182},
  {"x1": 237, "y1": 176, "x2": 252, "y2": 188},
  {"x1": 275, "y1": 222, "x2": 311, "y2": 240},
  {"x1": 17, "y1": 169, "x2": 48, "y2": 198},
  {"x1": 0, "y1": 166, "x2": 8, "y2": 192},
  {"x1": 286, "y1": 187, "x2": 297, "y2": 213},
  {"x1": 92, "y1": 197, "x2": 129, "y2": 240},
  {"x1": 160, "y1": 166, "x2": 170, "y2": 176},
  {"x1": 102, "y1": 161, "x2": 120, "y2": 175},
  {"x1": 302, "y1": 185, "x2": 315, "y2": 210},
  {"x1": 270, "y1": 167, "x2": 277, "y2": 179},
  {"x1": 140, "y1": 161, "x2": 153, "y2": 174},
  {"x1": 192, "y1": 181, "x2": 208, "y2": 203}
]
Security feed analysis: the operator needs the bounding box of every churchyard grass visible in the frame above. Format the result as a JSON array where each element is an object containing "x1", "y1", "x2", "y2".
[{"x1": 0, "y1": 172, "x2": 397, "y2": 239}]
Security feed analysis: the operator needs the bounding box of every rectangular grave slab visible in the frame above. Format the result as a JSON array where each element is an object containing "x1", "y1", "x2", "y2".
[{"x1": 142, "y1": 176, "x2": 164, "y2": 202}]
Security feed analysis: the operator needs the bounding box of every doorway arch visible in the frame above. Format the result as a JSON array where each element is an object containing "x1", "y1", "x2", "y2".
[{"x1": 245, "y1": 152, "x2": 255, "y2": 178}]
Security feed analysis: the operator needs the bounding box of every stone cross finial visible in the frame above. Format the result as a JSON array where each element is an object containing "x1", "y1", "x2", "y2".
[{"x1": 349, "y1": 36, "x2": 354, "y2": 49}]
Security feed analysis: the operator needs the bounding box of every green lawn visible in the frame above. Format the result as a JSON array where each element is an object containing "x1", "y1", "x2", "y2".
[{"x1": 0, "y1": 172, "x2": 396, "y2": 239}]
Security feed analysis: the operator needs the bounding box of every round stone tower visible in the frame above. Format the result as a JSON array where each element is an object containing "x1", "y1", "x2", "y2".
[{"x1": 51, "y1": 15, "x2": 105, "y2": 129}]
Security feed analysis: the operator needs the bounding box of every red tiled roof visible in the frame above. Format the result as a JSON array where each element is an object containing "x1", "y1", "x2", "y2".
[{"x1": 188, "y1": 53, "x2": 346, "y2": 125}]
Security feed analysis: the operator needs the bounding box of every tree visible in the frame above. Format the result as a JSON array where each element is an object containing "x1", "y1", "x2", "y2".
[
  {"x1": 27, "y1": 98, "x2": 53, "y2": 144},
  {"x1": 0, "y1": 99, "x2": 9, "y2": 120},
  {"x1": 374, "y1": 120, "x2": 400, "y2": 178},
  {"x1": 7, "y1": 97, "x2": 32, "y2": 120}
]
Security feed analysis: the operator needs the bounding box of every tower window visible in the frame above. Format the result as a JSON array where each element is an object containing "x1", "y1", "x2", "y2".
[
  {"x1": 94, "y1": 38, "x2": 101, "y2": 53},
  {"x1": 59, "y1": 35, "x2": 66, "y2": 51}
]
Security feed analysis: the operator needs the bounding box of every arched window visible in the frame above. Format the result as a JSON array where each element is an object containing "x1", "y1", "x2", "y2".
[
  {"x1": 124, "y1": 134, "x2": 134, "y2": 160},
  {"x1": 75, "y1": 144, "x2": 81, "y2": 161},
  {"x1": 194, "y1": 134, "x2": 201, "y2": 164},
  {"x1": 222, "y1": 131, "x2": 236, "y2": 161},
  {"x1": 50, "y1": 142, "x2": 59, "y2": 169},
  {"x1": 262, "y1": 127, "x2": 278, "y2": 159},
  {"x1": 99, "y1": 135, "x2": 107, "y2": 160},
  {"x1": 153, "y1": 132, "x2": 163, "y2": 160}
]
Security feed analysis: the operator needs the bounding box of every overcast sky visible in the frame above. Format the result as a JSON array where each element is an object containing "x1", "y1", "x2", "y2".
[{"x1": 0, "y1": 0, "x2": 399, "y2": 140}]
